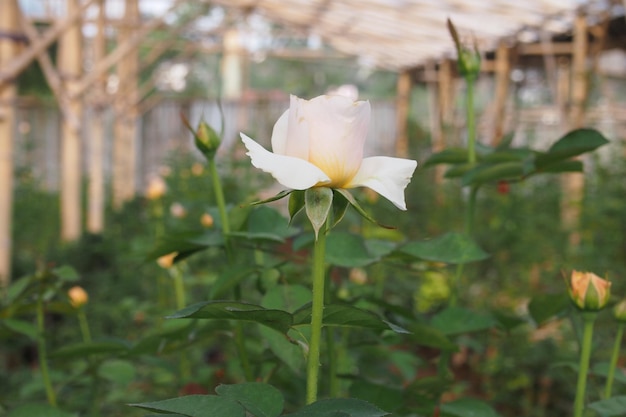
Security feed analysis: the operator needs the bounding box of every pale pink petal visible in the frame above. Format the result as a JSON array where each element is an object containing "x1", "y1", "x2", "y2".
[
  {"x1": 306, "y1": 95, "x2": 370, "y2": 187},
  {"x1": 282, "y1": 95, "x2": 311, "y2": 160},
  {"x1": 270, "y1": 109, "x2": 289, "y2": 155},
  {"x1": 347, "y1": 156, "x2": 417, "y2": 210},
  {"x1": 241, "y1": 133, "x2": 330, "y2": 190}
]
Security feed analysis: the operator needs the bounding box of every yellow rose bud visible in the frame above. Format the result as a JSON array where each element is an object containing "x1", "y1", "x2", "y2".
[
  {"x1": 146, "y1": 175, "x2": 167, "y2": 200},
  {"x1": 191, "y1": 162, "x2": 204, "y2": 176},
  {"x1": 157, "y1": 252, "x2": 178, "y2": 269},
  {"x1": 613, "y1": 299, "x2": 626, "y2": 323},
  {"x1": 349, "y1": 268, "x2": 368, "y2": 285},
  {"x1": 200, "y1": 213, "x2": 214, "y2": 228},
  {"x1": 567, "y1": 270, "x2": 611, "y2": 311},
  {"x1": 68, "y1": 286, "x2": 89, "y2": 308}
]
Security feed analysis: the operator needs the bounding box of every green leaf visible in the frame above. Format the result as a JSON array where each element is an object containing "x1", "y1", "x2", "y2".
[
  {"x1": 534, "y1": 159, "x2": 583, "y2": 174},
  {"x1": 7, "y1": 404, "x2": 75, "y2": 417},
  {"x1": 49, "y1": 340, "x2": 130, "y2": 359},
  {"x1": 431, "y1": 307, "x2": 496, "y2": 336},
  {"x1": 336, "y1": 189, "x2": 393, "y2": 229},
  {"x1": 260, "y1": 285, "x2": 311, "y2": 373},
  {"x1": 593, "y1": 362, "x2": 626, "y2": 384},
  {"x1": 423, "y1": 148, "x2": 469, "y2": 166},
  {"x1": 480, "y1": 148, "x2": 532, "y2": 163},
  {"x1": 305, "y1": 188, "x2": 333, "y2": 239},
  {"x1": 535, "y1": 128, "x2": 609, "y2": 169},
  {"x1": 146, "y1": 230, "x2": 223, "y2": 262},
  {"x1": 289, "y1": 190, "x2": 306, "y2": 223},
  {"x1": 2, "y1": 318, "x2": 38, "y2": 340},
  {"x1": 588, "y1": 396, "x2": 626, "y2": 417},
  {"x1": 129, "y1": 395, "x2": 245, "y2": 417},
  {"x1": 99, "y1": 359, "x2": 137, "y2": 385},
  {"x1": 293, "y1": 303, "x2": 407, "y2": 333},
  {"x1": 53, "y1": 265, "x2": 79, "y2": 282},
  {"x1": 440, "y1": 398, "x2": 501, "y2": 417},
  {"x1": 399, "y1": 233, "x2": 489, "y2": 264},
  {"x1": 349, "y1": 380, "x2": 404, "y2": 413},
  {"x1": 491, "y1": 310, "x2": 526, "y2": 331},
  {"x1": 250, "y1": 189, "x2": 293, "y2": 206},
  {"x1": 461, "y1": 161, "x2": 524, "y2": 186},
  {"x1": 247, "y1": 206, "x2": 297, "y2": 240},
  {"x1": 5, "y1": 275, "x2": 32, "y2": 304},
  {"x1": 528, "y1": 294, "x2": 570, "y2": 326},
  {"x1": 284, "y1": 398, "x2": 389, "y2": 417},
  {"x1": 209, "y1": 267, "x2": 257, "y2": 299},
  {"x1": 405, "y1": 322, "x2": 458, "y2": 351},
  {"x1": 326, "y1": 233, "x2": 378, "y2": 268},
  {"x1": 444, "y1": 163, "x2": 474, "y2": 179},
  {"x1": 331, "y1": 189, "x2": 350, "y2": 228},
  {"x1": 166, "y1": 301, "x2": 293, "y2": 334},
  {"x1": 216, "y1": 383, "x2": 284, "y2": 417}
]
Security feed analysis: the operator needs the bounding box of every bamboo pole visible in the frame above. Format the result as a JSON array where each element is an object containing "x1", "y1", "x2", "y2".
[
  {"x1": 58, "y1": 0, "x2": 84, "y2": 241},
  {"x1": 395, "y1": 70, "x2": 412, "y2": 158},
  {"x1": 0, "y1": 0, "x2": 20, "y2": 290},
  {"x1": 112, "y1": 0, "x2": 139, "y2": 208},
  {"x1": 87, "y1": 0, "x2": 107, "y2": 233},
  {"x1": 0, "y1": 0, "x2": 95, "y2": 85},
  {"x1": 561, "y1": 13, "x2": 589, "y2": 248},
  {"x1": 491, "y1": 40, "x2": 510, "y2": 146}
]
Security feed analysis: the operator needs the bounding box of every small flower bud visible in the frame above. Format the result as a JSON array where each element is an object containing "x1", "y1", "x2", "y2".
[
  {"x1": 68, "y1": 286, "x2": 89, "y2": 308},
  {"x1": 200, "y1": 213, "x2": 214, "y2": 228},
  {"x1": 447, "y1": 19, "x2": 481, "y2": 79},
  {"x1": 146, "y1": 175, "x2": 167, "y2": 200},
  {"x1": 157, "y1": 252, "x2": 178, "y2": 269},
  {"x1": 194, "y1": 120, "x2": 221, "y2": 161},
  {"x1": 613, "y1": 299, "x2": 626, "y2": 323},
  {"x1": 170, "y1": 202, "x2": 187, "y2": 218},
  {"x1": 567, "y1": 270, "x2": 611, "y2": 311},
  {"x1": 349, "y1": 268, "x2": 368, "y2": 285}
]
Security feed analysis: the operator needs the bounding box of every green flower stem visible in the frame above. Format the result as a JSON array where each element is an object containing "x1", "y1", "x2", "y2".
[
  {"x1": 465, "y1": 186, "x2": 478, "y2": 236},
  {"x1": 604, "y1": 323, "x2": 624, "y2": 399},
  {"x1": 324, "y1": 273, "x2": 339, "y2": 398},
  {"x1": 466, "y1": 75, "x2": 477, "y2": 165},
  {"x1": 208, "y1": 158, "x2": 232, "y2": 260},
  {"x1": 77, "y1": 308, "x2": 92, "y2": 343},
  {"x1": 449, "y1": 262, "x2": 465, "y2": 308},
  {"x1": 172, "y1": 266, "x2": 186, "y2": 310},
  {"x1": 36, "y1": 292, "x2": 57, "y2": 407},
  {"x1": 574, "y1": 312, "x2": 597, "y2": 417},
  {"x1": 208, "y1": 157, "x2": 252, "y2": 382},
  {"x1": 306, "y1": 225, "x2": 328, "y2": 404}
]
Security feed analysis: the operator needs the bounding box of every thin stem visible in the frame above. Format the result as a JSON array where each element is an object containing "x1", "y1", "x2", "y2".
[
  {"x1": 465, "y1": 186, "x2": 478, "y2": 236},
  {"x1": 448, "y1": 262, "x2": 465, "y2": 308},
  {"x1": 77, "y1": 309, "x2": 92, "y2": 343},
  {"x1": 172, "y1": 266, "x2": 186, "y2": 310},
  {"x1": 306, "y1": 225, "x2": 328, "y2": 404},
  {"x1": 604, "y1": 323, "x2": 624, "y2": 399},
  {"x1": 209, "y1": 159, "x2": 232, "y2": 261},
  {"x1": 36, "y1": 293, "x2": 57, "y2": 407},
  {"x1": 574, "y1": 312, "x2": 597, "y2": 417},
  {"x1": 466, "y1": 75, "x2": 477, "y2": 165},
  {"x1": 208, "y1": 158, "x2": 252, "y2": 381},
  {"x1": 325, "y1": 272, "x2": 338, "y2": 398}
]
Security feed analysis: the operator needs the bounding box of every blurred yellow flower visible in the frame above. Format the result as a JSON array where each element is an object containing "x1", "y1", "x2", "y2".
[
  {"x1": 191, "y1": 162, "x2": 204, "y2": 176},
  {"x1": 157, "y1": 252, "x2": 178, "y2": 269},
  {"x1": 349, "y1": 268, "x2": 368, "y2": 285},
  {"x1": 68, "y1": 286, "x2": 89, "y2": 308},
  {"x1": 170, "y1": 202, "x2": 187, "y2": 218},
  {"x1": 201, "y1": 213, "x2": 214, "y2": 227},
  {"x1": 146, "y1": 175, "x2": 167, "y2": 200}
]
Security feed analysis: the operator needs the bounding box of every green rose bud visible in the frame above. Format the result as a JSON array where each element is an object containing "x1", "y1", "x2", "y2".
[
  {"x1": 194, "y1": 120, "x2": 221, "y2": 161},
  {"x1": 447, "y1": 18, "x2": 481, "y2": 79},
  {"x1": 567, "y1": 270, "x2": 611, "y2": 312},
  {"x1": 613, "y1": 299, "x2": 626, "y2": 323}
]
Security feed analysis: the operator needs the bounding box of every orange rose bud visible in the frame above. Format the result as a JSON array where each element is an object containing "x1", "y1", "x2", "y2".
[
  {"x1": 68, "y1": 286, "x2": 89, "y2": 308},
  {"x1": 567, "y1": 270, "x2": 611, "y2": 311},
  {"x1": 157, "y1": 252, "x2": 178, "y2": 269},
  {"x1": 200, "y1": 213, "x2": 214, "y2": 228}
]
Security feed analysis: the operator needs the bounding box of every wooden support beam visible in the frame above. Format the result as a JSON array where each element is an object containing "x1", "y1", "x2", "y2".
[
  {"x1": 0, "y1": 0, "x2": 20, "y2": 290},
  {"x1": 87, "y1": 0, "x2": 107, "y2": 233},
  {"x1": 112, "y1": 0, "x2": 140, "y2": 209},
  {"x1": 58, "y1": 0, "x2": 84, "y2": 241},
  {"x1": 394, "y1": 70, "x2": 412, "y2": 158},
  {"x1": 0, "y1": 0, "x2": 95, "y2": 85},
  {"x1": 72, "y1": 0, "x2": 185, "y2": 99},
  {"x1": 491, "y1": 40, "x2": 510, "y2": 145},
  {"x1": 561, "y1": 13, "x2": 589, "y2": 249}
]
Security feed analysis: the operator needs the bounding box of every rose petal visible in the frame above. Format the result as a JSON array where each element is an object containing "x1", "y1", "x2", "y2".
[
  {"x1": 306, "y1": 95, "x2": 370, "y2": 187},
  {"x1": 347, "y1": 156, "x2": 417, "y2": 210},
  {"x1": 241, "y1": 133, "x2": 330, "y2": 190},
  {"x1": 270, "y1": 109, "x2": 289, "y2": 155}
]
